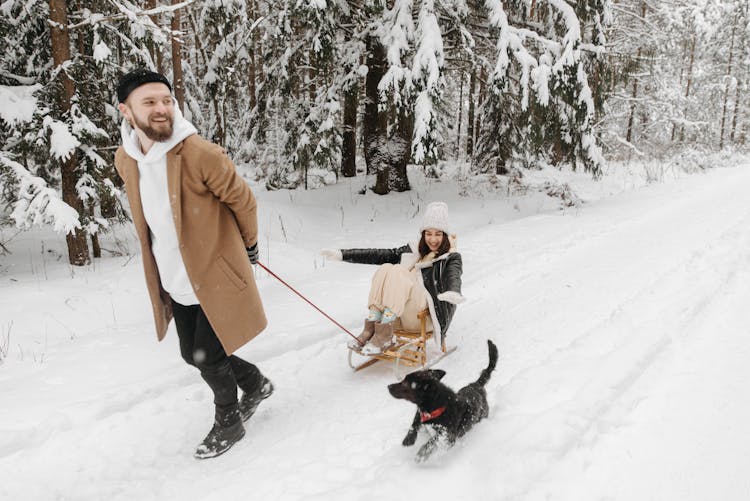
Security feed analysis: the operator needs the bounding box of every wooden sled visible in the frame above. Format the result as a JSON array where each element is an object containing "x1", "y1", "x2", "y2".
[{"x1": 348, "y1": 309, "x2": 456, "y2": 378}]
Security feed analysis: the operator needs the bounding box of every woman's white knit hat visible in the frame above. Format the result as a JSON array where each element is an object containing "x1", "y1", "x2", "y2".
[{"x1": 420, "y1": 201, "x2": 450, "y2": 234}]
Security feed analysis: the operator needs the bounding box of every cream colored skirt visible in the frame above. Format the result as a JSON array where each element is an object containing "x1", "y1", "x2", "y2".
[{"x1": 367, "y1": 263, "x2": 428, "y2": 331}]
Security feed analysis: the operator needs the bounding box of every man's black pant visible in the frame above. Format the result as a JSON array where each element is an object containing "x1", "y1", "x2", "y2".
[{"x1": 171, "y1": 300, "x2": 263, "y2": 409}]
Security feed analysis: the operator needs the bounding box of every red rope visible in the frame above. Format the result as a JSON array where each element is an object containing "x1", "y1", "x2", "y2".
[{"x1": 256, "y1": 261, "x2": 364, "y2": 345}]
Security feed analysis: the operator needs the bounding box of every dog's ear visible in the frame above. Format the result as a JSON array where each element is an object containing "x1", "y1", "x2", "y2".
[{"x1": 427, "y1": 369, "x2": 446, "y2": 380}]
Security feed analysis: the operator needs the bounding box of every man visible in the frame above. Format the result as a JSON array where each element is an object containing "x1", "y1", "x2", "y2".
[{"x1": 114, "y1": 68, "x2": 273, "y2": 459}]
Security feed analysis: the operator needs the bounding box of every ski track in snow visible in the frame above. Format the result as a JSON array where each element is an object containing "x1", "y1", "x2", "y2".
[{"x1": 2, "y1": 166, "x2": 750, "y2": 500}]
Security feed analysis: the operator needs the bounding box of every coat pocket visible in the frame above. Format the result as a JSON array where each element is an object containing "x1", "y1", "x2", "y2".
[{"x1": 217, "y1": 256, "x2": 248, "y2": 291}]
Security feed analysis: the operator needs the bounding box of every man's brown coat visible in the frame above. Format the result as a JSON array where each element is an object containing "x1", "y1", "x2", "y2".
[{"x1": 115, "y1": 134, "x2": 266, "y2": 354}]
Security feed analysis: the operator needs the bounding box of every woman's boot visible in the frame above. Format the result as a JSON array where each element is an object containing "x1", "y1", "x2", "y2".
[
  {"x1": 362, "y1": 322, "x2": 395, "y2": 355},
  {"x1": 348, "y1": 319, "x2": 376, "y2": 351}
]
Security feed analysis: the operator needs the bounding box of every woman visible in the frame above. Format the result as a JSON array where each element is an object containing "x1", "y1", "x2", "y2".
[{"x1": 321, "y1": 202, "x2": 465, "y2": 355}]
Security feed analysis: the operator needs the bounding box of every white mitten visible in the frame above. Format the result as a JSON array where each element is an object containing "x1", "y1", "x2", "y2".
[
  {"x1": 437, "y1": 291, "x2": 465, "y2": 304},
  {"x1": 320, "y1": 249, "x2": 343, "y2": 261}
]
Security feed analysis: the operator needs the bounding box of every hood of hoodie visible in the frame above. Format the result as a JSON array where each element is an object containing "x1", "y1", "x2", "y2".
[{"x1": 120, "y1": 102, "x2": 197, "y2": 163}]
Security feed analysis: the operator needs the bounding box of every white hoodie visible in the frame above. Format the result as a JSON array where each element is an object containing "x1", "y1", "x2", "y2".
[{"x1": 120, "y1": 105, "x2": 200, "y2": 306}]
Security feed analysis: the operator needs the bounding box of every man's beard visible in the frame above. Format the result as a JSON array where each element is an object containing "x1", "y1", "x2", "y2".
[{"x1": 132, "y1": 113, "x2": 174, "y2": 142}]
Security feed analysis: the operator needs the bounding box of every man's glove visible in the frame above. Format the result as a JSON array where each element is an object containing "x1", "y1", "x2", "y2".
[
  {"x1": 246, "y1": 243, "x2": 259, "y2": 265},
  {"x1": 437, "y1": 291, "x2": 465, "y2": 304},
  {"x1": 320, "y1": 249, "x2": 343, "y2": 261}
]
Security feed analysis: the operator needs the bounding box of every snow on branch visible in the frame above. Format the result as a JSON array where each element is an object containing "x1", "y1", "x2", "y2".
[
  {"x1": 377, "y1": 0, "x2": 448, "y2": 164},
  {"x1": 43, "y1": 117, "x2": 80, "y2": 162},
  {"x1": 548, "y1": 0, "x2": 580, "y2": 70},
  {"x1": 412, "y1": 0, "x2": 444, "y2": 96},
  {"x1": 0, "y1": 155, "x2": 81, "y2": 235},
  {"x1": 378, "y1": 0, "x2": 415, "y2": 106},
  {"x1": 0, "y1": 84, "x2": 41, "y2": 125},
  {"x1": 485, "y1": 0, "x2": 540, "y2": 109},
  {"x1": 411, "y1": 0, "x2": 445, "y2": 164},
  {"x1": 483, "y1": 0, "x2": 607, "y2": 170},
  {"x1": 0, "y1": 72, "x2": 37, "y2": 86},
  {"x1": 484, "y1": 0, "x2": 604, "y2": 110},
  {"x1": 67, "y1": 0, "x2": 196, "y2": 30},
  {"x1": 610, "y1": 133, "x2": 646, "y2": 156}
]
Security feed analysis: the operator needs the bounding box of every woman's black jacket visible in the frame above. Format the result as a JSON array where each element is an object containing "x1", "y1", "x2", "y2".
[{"x1": 341, "y1": 244, "x2": 463, "y2": 342}]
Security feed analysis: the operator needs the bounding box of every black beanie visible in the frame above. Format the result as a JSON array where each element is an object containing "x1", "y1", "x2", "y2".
[{"x1": 117, "y1": 69, "x2": 172, "y2": 103}]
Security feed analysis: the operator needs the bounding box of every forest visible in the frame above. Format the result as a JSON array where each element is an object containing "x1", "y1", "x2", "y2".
[{"x1": 1, "y1": 0, "x2": 748, "y2": 265}]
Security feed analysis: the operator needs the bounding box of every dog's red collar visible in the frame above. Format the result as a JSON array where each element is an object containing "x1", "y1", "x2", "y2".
[{"x1": 420, "y1": 406, "x2": 447, "y2": 423}]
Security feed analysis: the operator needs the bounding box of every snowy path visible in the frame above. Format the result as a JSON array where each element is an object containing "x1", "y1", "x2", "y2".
[
  {"x1": 2, "y1": 166, "x2": 750, "y2": 500},
  {"x1": 464, "y1": 170, "x2": 750, "y2": 499}
]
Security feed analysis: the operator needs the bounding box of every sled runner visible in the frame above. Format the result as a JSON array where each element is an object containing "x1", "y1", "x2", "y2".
[{"x1": 348, "y1": 309, "x2": 456, "y2": 378}]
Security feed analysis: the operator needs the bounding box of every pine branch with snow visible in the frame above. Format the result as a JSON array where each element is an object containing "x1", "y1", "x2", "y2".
[
  {"x1": 475, "y1": 0, "x2": 610, "y2": 174},
  {"x1": 410, "y1": 0, "x2": 446, "y2": 165},
  {"x1": 0, "y1": 153, "x2": 81, "y2": 234}
]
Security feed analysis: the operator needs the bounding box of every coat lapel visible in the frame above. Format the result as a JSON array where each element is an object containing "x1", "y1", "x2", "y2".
[{"x1": 166, "y1": 144, "x2": 183, "y2": 241}]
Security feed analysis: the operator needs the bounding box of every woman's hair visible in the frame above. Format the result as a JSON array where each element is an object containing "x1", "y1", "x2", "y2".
[{"x1": 418, "y1": 230, "x2": 451, "y2": 258}]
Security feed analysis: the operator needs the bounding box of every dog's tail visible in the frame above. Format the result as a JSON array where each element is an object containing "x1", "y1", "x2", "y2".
[{"x1": 476, "y1": 340, "x2": 498, "y2": 387}]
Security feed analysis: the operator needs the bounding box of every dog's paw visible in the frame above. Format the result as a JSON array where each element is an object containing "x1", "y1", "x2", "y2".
[
  {"x1": 415, "y1": 441, "x2": 436, "y2": 462},
  {"x1": 415, "y1": 448, "x2": 431, "y2": 463},
  {"x1": 402, "y1": 431, "x2": 417, "y2": 447}
]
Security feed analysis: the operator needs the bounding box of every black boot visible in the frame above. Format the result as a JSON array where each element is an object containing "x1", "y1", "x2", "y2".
[
  {"x1": 239, "y1": 377, "x2": 274, "y2": 422},
  {"x1": 194, "y1": 404, "x2": 245, "y2": 460}
]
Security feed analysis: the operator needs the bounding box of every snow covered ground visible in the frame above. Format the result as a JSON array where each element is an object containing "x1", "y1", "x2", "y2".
[{"x1": 2, "y1": 160, "x2": 750, "y2": 500}]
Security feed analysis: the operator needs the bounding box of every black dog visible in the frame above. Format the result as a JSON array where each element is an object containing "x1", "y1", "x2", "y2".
[{"x1": 388, "y1": 340, "x2": 498, "y2": 461}]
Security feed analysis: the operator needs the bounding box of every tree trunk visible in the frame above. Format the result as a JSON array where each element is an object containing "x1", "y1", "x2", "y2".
[
  {"x1": 364, "y1": 37, "x2": 411, "y2": 195},
  {"x1": 625, "y1": 61, "x2": 640, "y2": 144},
  {"x1": 679, "y1": 33, "x2": 696, "y2": 142},
  {"x1": 363, "y1": 37, "x2": 387, "y2": 176},
  {"x1": 730, "y1": 4, "x2": 748, "y2": 144},
  {"x1": 392, "y1": 110, "x2": 413, "y2": 192},
  {"x1": 341, "y1": 81, "x2": 358, "y2": 177},
  {"x1": 171, "y1": 0, "x2": 185, "y2": 112},
  {"x1": 49, "y1": 0, "x2": 89, "y2": 265},
  {"x1": 308, "y1": 53, "x2": 317, "y2": 102},
  {"x1": 671, "y1": 33, "x2": 692, "y2": 141},
  {"x1": 455, "y1": 68, "x2": 464, "y2": 159},
  {"x1": 475, "y1": 67, "x2": 486, "y2": 153},
  {"x1": 188, "y1": 11, "x2": 205, "y2": 69},
  {"x1": 187, "y1": 9, "x2": 215, "y2": 137},
  {"x1": 551, "y1": 139, "x2": 564, "y2": 167},
  {"x1": 374, "y1": 109, "x2": 412, "y2": 194},
  {"x1": 466, "y1": 68, "x2": 477, "y2": 158},
  {"x1": 212, "y1": 99, "x2": 225, "y2": 145},
  {"x1": 730, "y1": 76, "x2": 742, "y2": 143},
  {"x1": 90, "y1": 202, "x2": 101, "y2": 259},
  {"x1": 248, "y1": 0, "x2": 258, "y2": 111},
  {"x1": 146, "y1": 0, "x2": 162, "y2": 72},
  {"x1": 720, "y1": 12, "x2": 738, "y2": 149},
  {"x1": 189, "y1": 10, "x2": 224, "y2": 145},
  {"x1": 373, "y1": 164, "x2": 388, "y2": 194},
  {"x1": 626, "y1": 1, "x2": 647, "y2": 145}
]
